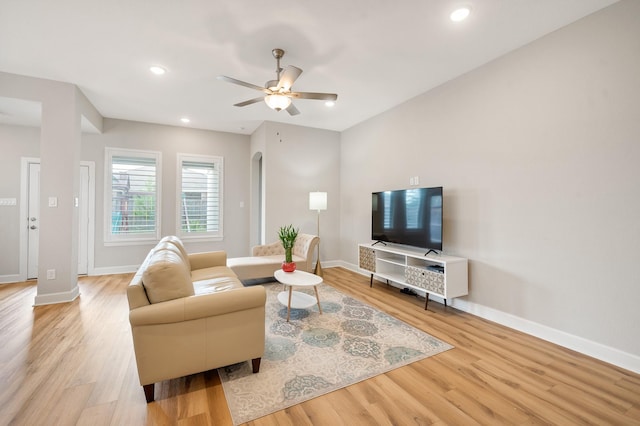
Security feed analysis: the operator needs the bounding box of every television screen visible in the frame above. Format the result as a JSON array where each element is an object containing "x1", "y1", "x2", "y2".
[{"x1": 371, "y1": 187, "x2": 443, "y2": 251}]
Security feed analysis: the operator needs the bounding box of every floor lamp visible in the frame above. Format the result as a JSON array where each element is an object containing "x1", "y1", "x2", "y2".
[{"x1": 309, "y1": 191, "x2": 327, "y2": 277}]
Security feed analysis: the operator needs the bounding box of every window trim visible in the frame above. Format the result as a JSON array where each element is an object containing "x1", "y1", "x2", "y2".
[
  {"x1": 104, "y1": 147, "x2": 162, "y2": 246},
  {"x1": 176, "y1": 153, "x2": 224, "y2": 241}
]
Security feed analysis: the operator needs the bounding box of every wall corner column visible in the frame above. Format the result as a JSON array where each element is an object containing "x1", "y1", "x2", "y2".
[{"x1": 33, "y1": 84, "x2": 82, "y2": 306}]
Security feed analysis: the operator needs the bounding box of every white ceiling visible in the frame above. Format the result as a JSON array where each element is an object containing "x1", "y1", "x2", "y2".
[{"x1": 0, "y1": 0, "x2": 618, "y2": 135}]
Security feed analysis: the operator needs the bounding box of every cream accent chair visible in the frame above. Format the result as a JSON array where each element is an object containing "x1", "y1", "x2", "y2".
[
  {"x1": 227, "y1": 233, "x2": 319, "y2": 280},
  {"x1": 127, "y1": 236, "x2": 266, "y2": 403}
]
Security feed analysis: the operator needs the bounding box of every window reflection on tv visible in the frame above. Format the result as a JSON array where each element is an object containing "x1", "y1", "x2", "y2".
[{"x1": 371, "y1": 187, "x2": 443, "y2": 251}]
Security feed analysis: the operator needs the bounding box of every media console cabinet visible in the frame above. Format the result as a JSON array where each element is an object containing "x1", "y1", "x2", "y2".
[{"x1": 358, "y1": 243, "x2": 468, "y2": 309}]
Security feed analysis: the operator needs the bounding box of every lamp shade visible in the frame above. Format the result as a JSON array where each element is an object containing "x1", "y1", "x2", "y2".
[
  {"x1": 309, "y1": 192, "x2": 327, "y2": 211},
  {"x1": 264, "y1": 94, "x2": 291, "y2": 111}
]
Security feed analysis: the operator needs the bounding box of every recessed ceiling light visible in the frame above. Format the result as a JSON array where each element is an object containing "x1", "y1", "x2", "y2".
[
  {"x1": 180, "y1": 117, "x2": 190, "y2": 123},
  {"x1": 149, "y1": 65, "x2": 167, "y2": 75},
  {"x1": 450, "y1": 6, "x2": 471, "y2": 22},
  {"x1": 325, "y1": 101, "x2": 335, "y2": 107}
]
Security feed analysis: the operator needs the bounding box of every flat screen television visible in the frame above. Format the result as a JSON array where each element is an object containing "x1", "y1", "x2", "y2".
[{"x1": 371, "y1": 186, "x2": 443, "y2": 251}]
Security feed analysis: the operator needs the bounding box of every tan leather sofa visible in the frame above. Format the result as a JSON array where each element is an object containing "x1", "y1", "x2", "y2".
[
  {"x1": 127, "y1": 236, "x2": 266, "y2": 403},
  {"x1": 227, "y1": 233, "x2": 319, "y2": 280}
]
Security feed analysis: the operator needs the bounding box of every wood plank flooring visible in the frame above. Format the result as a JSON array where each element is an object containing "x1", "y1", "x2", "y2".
[{"x1": 1, "y1": 267, "x2": 639, "y2": 425}]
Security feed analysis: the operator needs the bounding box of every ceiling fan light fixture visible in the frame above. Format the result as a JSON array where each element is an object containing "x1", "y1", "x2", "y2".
[{"x1": 264, "y1": 94, "x2": 291, "y2": 111}]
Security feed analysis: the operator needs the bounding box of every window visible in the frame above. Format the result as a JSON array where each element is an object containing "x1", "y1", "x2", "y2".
[
  {"x1": 105, "y1": 148, "x2": 161, "y2": 244},
  {"x1": 405, "y1": 189, "x2": 421, "y2": 229},
  {"x1": 383, "y1": 191, "x2": 393, "y2": 229},
  {"x1": 177, "y1": 154, "x2": 223, "y2": 240}
]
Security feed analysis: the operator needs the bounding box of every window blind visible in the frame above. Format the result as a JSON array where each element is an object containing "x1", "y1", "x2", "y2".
[
  {"x1": 111, "y1": 155, "x2": 157, "y2": 236},
  {"x1": 180, "y1": 160, "x2": 221, "y2": 234}
]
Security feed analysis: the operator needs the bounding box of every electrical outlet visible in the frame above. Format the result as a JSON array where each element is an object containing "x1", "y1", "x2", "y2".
[{"x1": 46, "y1": 269, "x2": 56, "y2": 280}]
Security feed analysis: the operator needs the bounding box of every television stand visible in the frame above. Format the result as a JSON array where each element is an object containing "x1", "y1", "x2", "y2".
[
  {"x1": 424, "y1": 249, "x2": 439, "y2": 256},
  {"x1": 372, "y1": 240, "x2": 387, "y2": 246},
  {"x1": 358, "y1": 243, "x2": 468, "y2": 310}
]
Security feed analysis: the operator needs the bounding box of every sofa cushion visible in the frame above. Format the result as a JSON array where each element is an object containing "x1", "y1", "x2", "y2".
[
  {"x1": 142, "y1": 250, "x2": 194, "y2": 304},
  {"x1": 193, "y1": 277, "x2": 243, "y2": 295},
  {"x1": 154, "y1": 241, "x2": 187, "y2": 264},
  {"x1": 159, "y1": 235, "x2": 191, "y2": 270}
]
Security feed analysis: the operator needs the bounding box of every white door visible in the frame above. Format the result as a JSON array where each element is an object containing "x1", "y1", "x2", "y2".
[
  {"x1": 27, "y1": 163, "x2": 40, "y2": 279},
  {"x1": 78, "y1": 165, "x2": 89, "y2": 274},
  {"x1": 26, "y1": 163, "x2": 91, "y2": 279}
]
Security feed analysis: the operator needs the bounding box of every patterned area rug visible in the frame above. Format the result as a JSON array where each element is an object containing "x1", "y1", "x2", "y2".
[{"x1": 219, "y1": 282, "x2": 453, "y2": 425}]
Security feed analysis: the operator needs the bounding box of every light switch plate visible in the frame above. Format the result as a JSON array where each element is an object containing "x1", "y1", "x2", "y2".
[{"x1": 48, "y1": 196, "x2": 58, "y2": 207}]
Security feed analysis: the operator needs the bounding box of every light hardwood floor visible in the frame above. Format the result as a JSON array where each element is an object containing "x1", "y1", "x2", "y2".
[{"x1": 1, "y1": 267, "x2": 639, "y2": 425}]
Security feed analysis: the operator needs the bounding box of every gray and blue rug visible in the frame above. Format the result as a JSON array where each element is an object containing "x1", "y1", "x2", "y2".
[{"x1": 219, "y1": 282, "x2": 453, "y2": 425}]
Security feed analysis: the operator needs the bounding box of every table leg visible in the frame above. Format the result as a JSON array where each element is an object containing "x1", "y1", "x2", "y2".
[
  {"x1": 314, "y1": 285, "x2": 322, "y2": 315},
  {"x1": 287, "y1": 286, "x2": 293, "y2": 322}
]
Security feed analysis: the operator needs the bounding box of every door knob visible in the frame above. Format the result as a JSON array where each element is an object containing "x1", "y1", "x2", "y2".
[
  {"x1": 30, "y1": 225, "x2": 37, "y2": 230},
  {"x1": 30, "y1": 217, "x2": 37, "y2": 221}
]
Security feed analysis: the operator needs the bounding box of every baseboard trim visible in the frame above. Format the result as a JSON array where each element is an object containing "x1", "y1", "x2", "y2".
[
  {"x1": 450, "y1": 297, "x2": 640, "y2": 374},
  {"x1": 339, "y1": 261, "x2": 640, "y2": 374},
  {"x1": 0, "y1": 274, "x2": 22, "y2": 284},
  {"x1": 90, "y1": 265, "x2": 139, "y2": 276},
  {"x1": 33, "y1": 285, "x2": 80, "y2": 306}
]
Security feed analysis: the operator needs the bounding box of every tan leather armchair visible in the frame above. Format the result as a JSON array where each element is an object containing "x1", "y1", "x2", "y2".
[{"x1": 127, "y1": 237, "x2": 266, "y2": 402}]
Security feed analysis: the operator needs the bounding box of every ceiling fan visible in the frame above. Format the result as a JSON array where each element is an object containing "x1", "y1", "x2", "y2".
[{"x1": 217, "y1": 48, "x2": 338, "y2": 116}]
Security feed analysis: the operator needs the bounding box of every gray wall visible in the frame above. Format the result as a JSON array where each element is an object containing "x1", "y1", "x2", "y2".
[
  {"x1": 0, "y1": 118, "x2": 251, "y2": 277},
  {"x1": 251, "y1": 121, "x2": 341, "y2": 263},
  {"x1": 0, "y1": 116, "x2": 340, "y2": 277},
  {"x1": 340, "y1": 0, "x2": 640, "y2": 359},
  {"x1": 82, "y1": 119, "x2": 251, "y2": 270},
  {"x1": 0, "y1": 125, "x2": 40, "y2": 278},
  {"x1": 0, "y1": 73, "x2": 103, "y2": 302}
]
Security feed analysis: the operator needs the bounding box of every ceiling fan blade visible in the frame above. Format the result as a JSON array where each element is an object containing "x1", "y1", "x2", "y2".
[
  {"x1": 286, "y1": 103, "x2": 300, "y2": 116},
  {"x1": 217, "y1": 75, "x2": 270, "y2": 94},
  {"x1": 289, "y1": 91, "x2": 338, "y2": 101},
  {"x1": 277, "y1": 65, "x2": 303, "y2": 91},
  {"x1": 234, "y1": 97, "x2": 264, "y2": 107}
]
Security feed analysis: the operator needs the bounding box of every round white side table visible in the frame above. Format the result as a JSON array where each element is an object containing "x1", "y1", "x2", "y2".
[{"x1": 274, "y1": 269, "x2": 323, "y2": 322}]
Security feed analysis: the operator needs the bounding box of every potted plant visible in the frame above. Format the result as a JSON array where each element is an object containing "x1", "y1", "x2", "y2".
[{"x1": 278, "y1": 224, "x2": 299, "y2": 272}]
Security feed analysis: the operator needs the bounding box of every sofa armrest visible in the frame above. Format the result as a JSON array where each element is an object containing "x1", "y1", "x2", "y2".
[
  {"x1": 252, "y1": 241, "x2": 284, "y2": 256},
  {"x1": 187, "y1": 250, "x2": 227, "y2": 271},
  {"x1": 129, "y1": 285, "x2": 266, "y2": 326}
]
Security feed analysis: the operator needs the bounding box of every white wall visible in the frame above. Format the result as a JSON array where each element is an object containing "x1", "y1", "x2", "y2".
[{"x1": 340, "y1": 0, "x2": 640, "y2": 363}]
